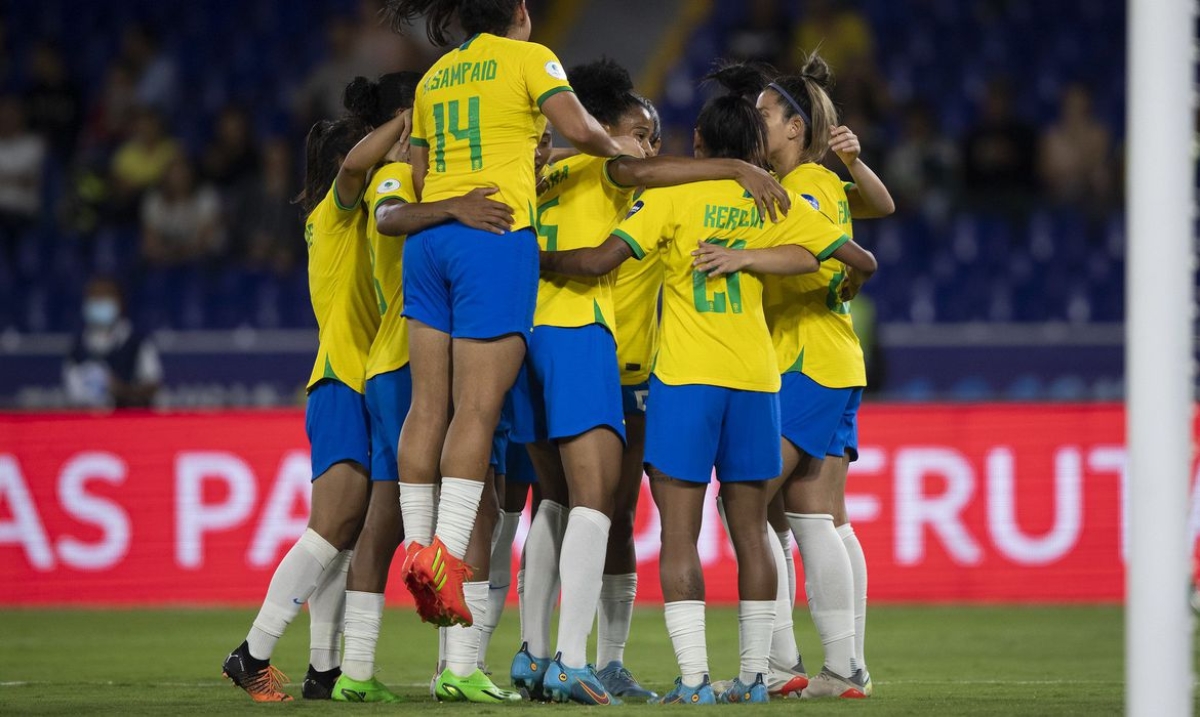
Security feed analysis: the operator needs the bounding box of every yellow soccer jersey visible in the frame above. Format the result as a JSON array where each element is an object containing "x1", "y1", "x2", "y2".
[
  {"x1": 305, "y1": 183, "x2": 379, "y2": 394},
  {"x1": 764, "y1": 163, "x2": 866, "y2": 387},
  {"x1": 411, "y1": 33, "x2": 573, "y2": 232},
  {"x1": 613, "y1": 180, "x2": 848, "y2": 392},
  {"x1": 365, "y1": 162, "x2": 418, "y2": 379},
  {"x1": 613, "y1": 190, "x2": 663, "y2": 385},
  {"x1": 534, "y1": 155, "x2": 633, "y2": 329}
]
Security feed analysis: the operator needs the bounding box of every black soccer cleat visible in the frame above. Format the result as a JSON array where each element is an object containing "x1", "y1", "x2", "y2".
[{"x1": 302, "y1": 664, "x2": 342, "y2": 700}]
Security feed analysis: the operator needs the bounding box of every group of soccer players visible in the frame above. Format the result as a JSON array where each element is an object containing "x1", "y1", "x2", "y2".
[{"x1": 220, "y1": 0, "x2": 893, "y2": 706}]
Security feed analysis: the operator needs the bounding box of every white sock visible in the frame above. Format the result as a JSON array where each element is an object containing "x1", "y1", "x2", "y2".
[
  {"x1": 400, "y1": 483, "x2": 436, "y2": 547},
  {"x1": 777, "y1": 529, "x2": 797, "y2": 609},
  {"x1": 342, "y1": 591, "x2": 385, "y2": 680},
  {"x1": 445, "y1": 581, "x2": 489, "y2": 677},
  {"x1": 436, "y1": 626, "x2": 448, "y2": 674},
  {"x1": 789, "y1": 513, "x2": 856, "y2": 678},
  {"x1": 479, "y1": 510, "x2": 521, "y2": 667},
  {"x1": 738, "y1": 600, "x2": 775, "y2": 684},
  {"x1": 554, "y1": 507, "x2": 611, "y2": 668},
  {"x1": 308, "y1": 549, "x2": 351, "y2": 671},
  {"x1": 767, "y1": 529, "x2": 800, "y2": 672},
  {"x1": 664, "y1": 600, "x2": 708, "y2": 687},
  {"x1": 435, "y1": 477, "x2": 484, "y2": 558},
  {"x1": 521, "y1": 500, "x2": 567, "y2": 656},
  {"x1": 597, "y1": 573, "x2": 637, "y2": 666},
  {"x1": 838, "y1": 523, "x2": 869, "y2": 670},
  {"x1": 246, "y1": 529, "x2": 339, "y2": 660}
]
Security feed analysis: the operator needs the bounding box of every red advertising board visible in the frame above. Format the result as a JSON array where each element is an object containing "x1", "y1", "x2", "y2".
[{"x1": 0, "y1": 406, "x2": 1193, "y2": 606}]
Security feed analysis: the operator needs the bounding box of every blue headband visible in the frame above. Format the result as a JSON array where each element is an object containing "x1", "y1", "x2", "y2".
[{"x1": 768, "y1": 82, "x2": 810, "y2": 127}]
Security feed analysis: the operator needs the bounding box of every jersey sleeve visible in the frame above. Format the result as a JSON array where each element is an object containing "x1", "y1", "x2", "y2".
[
  {"x1": 326, "y1": 181, "x2": 363, "y2": 219},
  {"x1": 522, "y1": 43, "x2": 574, "y2": 109},
  {"x1": 370, "y1": 163, "x2": 417, "y2": 213},
  {"x1": 610, "y1": 188, "x2": 674, "y2": 260},
  {"x1": 773, "y1": 191, "x2": 848, "y2": 260}
]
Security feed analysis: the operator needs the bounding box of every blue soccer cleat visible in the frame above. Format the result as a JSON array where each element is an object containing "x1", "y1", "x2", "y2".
[
  {"x1": 597, "y1": 660, "x2": 658, "y2": 700},
  {"x1": 650, "y1": 675, "x2": 717, "y2": 705},
  {"x1": 543, "y1": 653, "x2": 620, "y2": 705},
  {"x1": 716, "y1": 673, "x2": 770, "y2": 704},
  {"x1": 510, "y1": 642, "x2": 549, "y2": 701}
]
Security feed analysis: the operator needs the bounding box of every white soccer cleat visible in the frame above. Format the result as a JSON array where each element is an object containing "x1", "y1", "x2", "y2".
[{"x1": 799, "y1": 668, "x2": 867, "y2": 699}]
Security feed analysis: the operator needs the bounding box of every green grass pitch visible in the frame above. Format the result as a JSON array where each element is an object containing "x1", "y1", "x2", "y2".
[{"x1": 0, "y1": 604, "x2": 1162, "y2": 715}]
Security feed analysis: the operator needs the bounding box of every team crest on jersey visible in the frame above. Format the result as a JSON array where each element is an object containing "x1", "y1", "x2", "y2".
[
  {"x1": 801, "y1": 193, "x2": 820, "y2": 210},
  {"x1": 377, "y1": 178, "x2": 401, "y2": 194},
  {"x1": 625, "y1": 200, "x2": 644, "y2": 218},
  {"x1": 545, "y1": 61, "x2": 567, "y2": 80}
]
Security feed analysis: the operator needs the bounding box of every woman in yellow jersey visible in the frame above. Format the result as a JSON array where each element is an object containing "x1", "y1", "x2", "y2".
[
  {"x1": 540, "y1": 80, "x2": 874, "y2": 704},
  {"x1": 381, "y1": 0, "x2": 642, "y2": 630},
  {"x1": 601, "y1": 97, "x2": 661, "y2": 696},
  {"x1": 705, "y1": 58, "x2": 893, "y2": 700},
  {"x1": 509, "y1": 58, "x2": 788, "y2": 705},
  {"x1": 222, "y1": 107, "x2": 412, "y2": 703}
]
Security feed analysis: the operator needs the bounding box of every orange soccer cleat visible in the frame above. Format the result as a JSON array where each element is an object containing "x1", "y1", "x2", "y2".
[
  {"x1": 401, "y1": 541, "x2": 441, "y2": 624},
  {"x1": 407, "y1": 537, "x2": 474, "y2": 627}
]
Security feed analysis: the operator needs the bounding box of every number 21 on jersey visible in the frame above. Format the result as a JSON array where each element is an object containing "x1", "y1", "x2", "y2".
[
  {"x1": 432, "y1": 97, "x2": 483, "y2": 173},
  {"x1": 693, "y1": 237, "x2": 746, "y2": 314}
]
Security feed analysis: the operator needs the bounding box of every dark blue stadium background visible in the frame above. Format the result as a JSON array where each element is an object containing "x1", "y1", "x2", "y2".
[{"x1": 0, "y1": 0, "x2": 1146, "y2": 407}]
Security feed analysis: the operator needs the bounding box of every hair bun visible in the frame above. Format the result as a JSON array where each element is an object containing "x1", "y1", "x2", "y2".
[
  {"x1": 705, "y1": 61, "x2": 775, "y2": 100},
  {"x1": 798, "y1": 51, "x2": 834, "y2": 90}
]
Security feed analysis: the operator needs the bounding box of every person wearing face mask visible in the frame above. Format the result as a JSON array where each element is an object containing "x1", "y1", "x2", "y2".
[{"x1": 63, "y1": 277, "x2": 162, "y2": 409}]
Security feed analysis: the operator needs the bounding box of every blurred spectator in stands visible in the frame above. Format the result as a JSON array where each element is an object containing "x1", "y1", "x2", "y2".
[
  {"x1": 1038, "y1": 83, "x2": 1114, "y2": 214},
  {"x1": 109, "y1": 107, "x2": 180, "y2": 222},
  {"x1": 140, "y1": 156, "x2": 224, "y2": 267},
  {"x1": 884, "y1": 100, "x2": 959, "y2": 222},
  {"x1": 120, "y1": 24, "x2": 178, "y2": 112},
  {"x1": 83, "y1": 62, "x2": 139, "y2": 155},
  {"x1": 295, "y1": 17, "x2": 370, "y2": 124},
  {"x1": 728, "y1": 0, "x2": 788, "y2": 62},
  {"x1": 790, "y1": 0, "x2": 873, "y2": 72},
  {"x1": 201, "y1": 105, "x2": 261, "y2": 189},
  {"x1": 962, "y1": 78, "x2": 1037, "y2": 214},
  {"x1": 23, "y1": 42, "x2": 83, "y2": 160},
  {"x1": 63, "y1": 276, "x2": 161, "y2": 409},
  {"x1": 0, "y1": 95, "x2": 46, "y2": 266},
  {"x1": 790, "y1": 0, "x2": 890, "y2": 130},
  {"x1": 0, "y1": 15, "x2": 12, "y2": 91},
  {"x1": 230, "y1": 138, "x2": 299, "y2": 275},
  {"x1": 850, "y1": 292, "x2": 885, "y2": 394}
]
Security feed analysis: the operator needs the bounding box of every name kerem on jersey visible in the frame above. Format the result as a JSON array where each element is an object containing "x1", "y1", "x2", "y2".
[
  {"x1": 703, "y1": 203, "x2": 765, "y2": 231},
  {"x1": 425, "y1": 60, "x2": 498, "y2": 91}
]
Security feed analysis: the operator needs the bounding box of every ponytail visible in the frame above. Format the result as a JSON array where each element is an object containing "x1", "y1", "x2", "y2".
[{"x1": 768, "y1": 50, "x2": 838, "y2": 164}]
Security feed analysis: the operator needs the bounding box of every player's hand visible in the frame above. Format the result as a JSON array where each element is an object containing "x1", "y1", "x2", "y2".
[
  {"x1": 734, "y1": 163, "x2": 790, "y2": 223},
  {"x1": 692, "y1": 240, "x2": 748, "y2": 278},
  {"x1": 830, "y1": 125, "x2": 861, "y2": 166},
  {"x1": 613, "y1": 134, "x2": 646, "y2": 159},
  {"x1": 838, "y1": 265, "x2": 866, "y2": 301},
  {"x1": 449, "y1": 187, "x2": 514, "y2": 235},
  {"x1": 394, "y1": 107, "x2": 413, "y2": 146}
]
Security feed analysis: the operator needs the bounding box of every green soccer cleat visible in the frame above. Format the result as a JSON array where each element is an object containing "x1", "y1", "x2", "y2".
[
  {"x1": 434, "y1": 668, "x2": 524, "y2": 703},
  {"x1": 330, "y1": 674, "x2": 404, "y2": 703}
]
